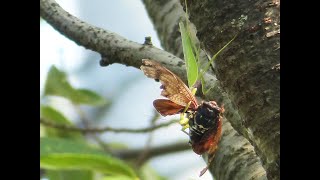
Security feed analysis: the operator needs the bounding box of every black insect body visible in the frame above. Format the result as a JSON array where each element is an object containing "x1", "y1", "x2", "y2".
[{"x1": 188, "y1": 101, "x2": 223, "y2": 155}]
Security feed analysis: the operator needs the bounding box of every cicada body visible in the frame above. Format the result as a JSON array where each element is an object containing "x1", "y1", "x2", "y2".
[{"x1": 140, "y1": 59, "x2": 223, "y2": 176}]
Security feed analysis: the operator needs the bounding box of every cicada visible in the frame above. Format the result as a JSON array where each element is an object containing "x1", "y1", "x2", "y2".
[{"x1": 140, "y1": 59, "x2": 224, "y2": 176}]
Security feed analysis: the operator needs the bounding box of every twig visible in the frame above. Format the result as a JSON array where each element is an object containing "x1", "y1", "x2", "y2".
[
  {"x1": 135, "y1": 110, "x2": 160, "y2": 166},
  {"x1": 73, "y1": 104, "x2": 112, "y2": 152},
  {"x1": 116, "y1": 142, "x2": 190, "y2": 161},
  {"x1": 40, "y1": 118, "x2": 178, "y2": 134}
]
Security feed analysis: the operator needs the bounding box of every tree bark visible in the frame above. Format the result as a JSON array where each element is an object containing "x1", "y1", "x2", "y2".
[
  {"x1": 142, "y1": 0, "x2": 267, "y2": 179},
  {"x1": 179, "y1": 0, "x2": 280, "y2": 179}
]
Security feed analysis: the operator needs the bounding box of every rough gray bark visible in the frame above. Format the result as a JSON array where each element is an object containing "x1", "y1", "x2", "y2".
[
  {"x1": 40, "y1": 0, "x2": 278, "y2": 179},
  {"x1": 143, "y1": 0, "x2": 267, "y2": 179},
  {"x1": 179, "y1": 0, "x2": 280, "y2": 179}
]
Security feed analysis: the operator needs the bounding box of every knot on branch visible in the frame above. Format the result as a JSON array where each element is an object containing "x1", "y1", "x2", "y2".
[
  {"x1": 100, "y1": 54, "x2": 112, "y2": 66},
  {"x1": 143, "y1": 36, "x2": 153, "y2": 46}
]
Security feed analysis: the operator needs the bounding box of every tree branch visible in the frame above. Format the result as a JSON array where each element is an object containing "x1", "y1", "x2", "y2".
[
  {"x1": 135, "y1": 111, "x2": 159, "y2": 167},
  {"x1": 40, "y1": 118, "x2": 178, "y2": 134},
  {"x1": 40, "y1": 0, "x2": 219, "y2": 114},
  {"x1": 40, "y1": 0, "x2": 194, "y2": 83},
  {"x1": 116, "y1": 142, "x2": 190, "y2": 161}
]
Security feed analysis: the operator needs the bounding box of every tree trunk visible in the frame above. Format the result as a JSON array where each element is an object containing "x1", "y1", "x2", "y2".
[
  {"x1": 179, "y1": 0, "x2": 280, "y2": 179},
  {"x1": 142, "y1": 0, "x2": 274, "y2": 179}
]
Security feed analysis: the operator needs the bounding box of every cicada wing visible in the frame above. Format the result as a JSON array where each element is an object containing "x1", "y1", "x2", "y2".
[
  {"x1": 141, "y1": 59, "x2": 198, "y2": 109},
  {"x1": 153, "y1": 99, "x2": 185, "y2": 116}
]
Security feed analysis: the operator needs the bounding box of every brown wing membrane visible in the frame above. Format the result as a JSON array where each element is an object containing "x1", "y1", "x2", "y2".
[
  {"x1": 140, "y1": 59, "x2": 198, "y2": 109},
  {"x1": 153, "y1": 99, "x2": 185, "y2": 116}
]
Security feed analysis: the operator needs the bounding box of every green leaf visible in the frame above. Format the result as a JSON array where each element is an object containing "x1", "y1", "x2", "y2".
[
  {"x1": 40, "y1": 105, "x2": 72, "y2": 125},
  {"x1": 40, "y1": 105, "x2": 82, "y2": 138},
  {"x1": 73, "y1": 89, "x2": 107, "y2": 106},
  {"x1": 47, "y1": 170, "x2": 93, "y2": 180},
  {"x1": 40, "y1": 124, "x2": 46, "y2": 137},
  {"x1": 179, "y1": 21, "x2": 198, "y2": 88},
  {"x1": 40, "y1": 137, "x2": 137, "y2": 178},
  {"x1": 44, "y1": 66, "x2": 106, "y2": 106},
  {"x1": 44, "y1": 66, "x2": 75, "y2": 100},
  {"x1": 102, "y1": 174, "x2": 137, "y2": 180},
  {"x1": 139, "y1": 164, "x2": 167, "y2": 180},
  {"x1": 40, "y1": 137, "x2": 105, "y2": 157},
  {"x1": 107, "y1": 142, "x2": 129, "y2": 150}
]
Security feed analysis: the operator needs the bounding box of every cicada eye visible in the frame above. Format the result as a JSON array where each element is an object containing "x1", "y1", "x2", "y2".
[{"x1": 198, "y1": 102, "x2": 219, "y2": 118}]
